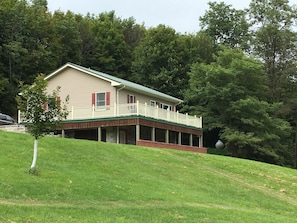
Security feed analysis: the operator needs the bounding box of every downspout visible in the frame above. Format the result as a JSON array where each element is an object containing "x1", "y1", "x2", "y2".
[
  {"x1": 116, "y1": 85, "x2": 126, "y2": 104},
  {"x1": 114, "y1": 85, "x2": 126, "y2": 116},
  {"x1": 174, "y1": 100, "x2": 183, "y2": 112},
  {"x1": 116, "y1": 85, "x2": 126, "y2": 144}
]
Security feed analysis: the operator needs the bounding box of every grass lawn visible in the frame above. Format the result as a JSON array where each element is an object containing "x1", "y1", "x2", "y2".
[{"x1": 1, "y1": 130, "x2": 297, "y2": 222}]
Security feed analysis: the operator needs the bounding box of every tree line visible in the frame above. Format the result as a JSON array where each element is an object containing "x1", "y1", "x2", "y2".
[{"x1": 1, "y1": 0, "x2": 297, "y2": 167}]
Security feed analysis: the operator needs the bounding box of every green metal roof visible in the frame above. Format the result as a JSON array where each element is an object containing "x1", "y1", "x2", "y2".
[{"x1": 46, "y1": 62, "x2": 183, "y2": 104}]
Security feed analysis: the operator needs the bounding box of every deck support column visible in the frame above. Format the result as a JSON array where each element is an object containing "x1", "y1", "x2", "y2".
[
  {"x1": 151, "y1": 127, "x2": 155, "y2": 142},
  {"x1": 136, "y1": 124, "x2": 140, "y2": 142},
  {"x1": 199, "y1": 135, "x2": 203, "y2": 147},
  {"x1": 178, "y1": 132, "x2": 182, "y2": 145},
  {"x1": 116, "y1": 126, "x2": 120, "y2": 144},
  {"x1": 98, "y1": 127, "x2": 101, "y2": 142},
  {"x1": 189, "y1": 134, "x2": 193, "y2": 147},
  {"x1": 165, "y1": 129, "x2": 169, "y2": 144},
  {"x1": 61, "y1": 129, "x2": 65, "y2": 138}
]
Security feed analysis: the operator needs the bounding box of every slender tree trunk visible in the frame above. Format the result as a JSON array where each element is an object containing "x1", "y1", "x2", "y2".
[
  {"x1": 295, "y1": 120, "x2": 297, "y2": 169},
  {"x1": 30, "y1": 138, "x2": 38, "y2": 170}
]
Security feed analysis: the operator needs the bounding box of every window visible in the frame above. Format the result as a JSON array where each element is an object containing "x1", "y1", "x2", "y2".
[
  {"x1": 92, "y1": 92, "x2": 110, "y2": 110},
  {"x1": 128, "y1": 94, "x2": 135, "y2": 104},
  {"x1": 44, "y1": 96, "x2": 60, "y2": 111},
  {"x1": 96, "y1": 92, "x2": 106, "y2": 106},
  {"x1": 127, "y1": 94, "x2": 136, "y2": 111},
  {"x1": 150, "y1": 100, "x2": 156, "y2": 106},
  {"x1": 161, "y1": 104, "x2": 172, "y2": 111}
]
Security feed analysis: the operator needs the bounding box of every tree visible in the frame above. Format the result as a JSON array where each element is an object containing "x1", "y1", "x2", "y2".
[
  {"x1": 248, "y1": 0, "x2": 297, "y2": 167},
  {"x1": 248, "y1": 0, "x2": 297, "y2": 103},
  {"x1": 185, "y1": 48, "x2": 291, "y2": 165},
  {"x1": 88, "y1": 11, "x2": 132, "y2": 79},
  {"x1": 199, "y1": 2, "x2": 251, "y2": 50},
  {"x1": 221, "y1": 97, "x2": 291, "y2": 164},
  {"x1": 52, "y1": 10, "x2": 82, "y2": 66},
  {"x1": 17, "y1": 75, "x2": 69, "y2": 173}
]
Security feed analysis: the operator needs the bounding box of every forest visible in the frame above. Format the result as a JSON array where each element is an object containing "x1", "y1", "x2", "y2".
[{"x1": 1, "y1": 0, "x2": 297, "y2": 168}]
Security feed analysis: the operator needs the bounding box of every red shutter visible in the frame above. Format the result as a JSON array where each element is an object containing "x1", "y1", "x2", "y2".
[
  {"x1": 43, "y1": 102, "x2": 48, "y2": 111},
  {"x1": 57, "y1": 96, "x2": 61, "y2": 109},
  {"x1": 106, "y1": 92, "x2": 110, "y2": 105},
  {"x1": 134, "y1": 96, "x2": 136, "y2": 103},
  {"x1": 127, "y1": 94, "x2": 130, "y2": 103},
  {"x1": 92, "y1": 93, "x2": 95, "y2": 106}
]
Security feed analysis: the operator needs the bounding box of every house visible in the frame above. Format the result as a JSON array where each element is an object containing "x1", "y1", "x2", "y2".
[{"x1": 44, "y1": 62, "x2": 206, "y2": 153}]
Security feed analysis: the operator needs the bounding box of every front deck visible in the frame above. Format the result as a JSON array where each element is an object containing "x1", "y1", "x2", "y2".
[{"x1": 18, "y1": 102, "x2": 206, "y2": 153}]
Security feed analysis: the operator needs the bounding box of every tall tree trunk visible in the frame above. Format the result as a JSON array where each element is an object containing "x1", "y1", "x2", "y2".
[
  {"x1": 295, "y1": 120, "x2": 297, "y2": 169},
  {"x1": 30, "y1": 138, "x2": 38, "y2": 170}
]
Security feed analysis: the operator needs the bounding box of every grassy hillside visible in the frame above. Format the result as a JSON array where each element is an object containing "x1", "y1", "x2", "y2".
[{"x1": 1, "y1": 130, "x2": 297, "y2": 223}]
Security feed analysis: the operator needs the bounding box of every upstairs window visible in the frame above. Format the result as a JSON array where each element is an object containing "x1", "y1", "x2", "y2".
[
  {"x1": 150, "y1": 100, "x2": 156, "y2": 106},
  {"x1": 96, "y1": 92, "x2": 106, "y2": 106},
  {"x1": 161, "y1": 103, "x2": 172, "y2": 111},
  {"x1": 92, "y1": 92, "x2": 110, "y2": 110},
  {"x1": 127, "y1": 94, "x2": 136, "y2": 111}
]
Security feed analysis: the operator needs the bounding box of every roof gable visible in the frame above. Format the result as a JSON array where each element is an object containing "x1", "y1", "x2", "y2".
[{"x1": 45, "y1": 62, "x2": 183, "y2": 104}]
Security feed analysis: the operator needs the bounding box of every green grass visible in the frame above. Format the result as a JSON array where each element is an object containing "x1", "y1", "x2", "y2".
[{"x1": 1, "y1": 130, "x2": 297, "y2": 222}]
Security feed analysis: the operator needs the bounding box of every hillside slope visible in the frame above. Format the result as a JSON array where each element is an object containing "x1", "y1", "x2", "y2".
[{"x1": 1, "y1": 130, "x2": 297, "y2": 223}]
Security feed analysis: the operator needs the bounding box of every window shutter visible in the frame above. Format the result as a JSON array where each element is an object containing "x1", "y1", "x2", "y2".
[
  {"x1": 172, "y1": 106, "x2": 175, "y2": 112},
  {"x1": 57, "y1": 96, "x2": 61, "y2": 109},
  {"x1": 127, "y1": 94, "x2": 130, "y2": 103},
  {"x1": 92, "y1": 93, "x2": 95, "y2": 106},
  {"x1": 134, "y1": 96, "x2": 136, "y2": 103},
  {"x1": 106, "y1": 92, "x2": 110, "y2": 105},
  {"x1": 43, "y1": 102, "x2": 48, "y2": 111}
]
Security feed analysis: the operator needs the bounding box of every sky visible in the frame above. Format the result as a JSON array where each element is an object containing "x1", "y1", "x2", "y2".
[{"x1": 47, "y1": 0, "x2": 297, "y2": 34}]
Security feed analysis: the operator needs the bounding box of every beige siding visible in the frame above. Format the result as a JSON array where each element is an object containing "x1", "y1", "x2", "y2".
[
  {"x1": 119, "y1": 89, "x2": 177, "y2": 111},
  {"x1": 46, "y1": 68, "x2": 116, "y2": 108}
]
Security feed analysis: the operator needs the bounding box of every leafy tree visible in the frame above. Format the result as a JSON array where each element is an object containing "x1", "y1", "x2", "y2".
[
  {"x1": 248, "y1": 0, "x2": 297, "y2": 167},
  {"x1": 76, "y1": 14, "x2": 97, "y2": 67},
  {"x1": 221, "y1": 97, "x2": 291, "y2": 165},
  {"x1": 121, "y1": 17, "x2": 146, "y2": 52},
  {"x1": 185, "y1": 48, "x2": 291, "y2": 165},
  {"x1": 248, "y1": 0, "x2": 297, "y2": 103},
  {"x1": 17, "y1": 75, "x2": 69, "y2": 173},
  {"x1": 30, "y1": 0, "x2": 47, "y2": 9},
  {"x1": 199, "y1": 2, "x2": 251, "y2": 49},
  {"x1": 89, "y1": 11, "x2": 132, "y2": 79},
  {"x1": 52, "y1": 10, "x2": 82, "y2": 66}
]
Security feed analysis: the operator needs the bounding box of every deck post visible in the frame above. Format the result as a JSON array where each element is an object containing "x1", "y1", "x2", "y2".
[
  {"x1": 178, "y1": 132, "x2": 182, "y2": 145},
  {"x1": 165, "y1": 129, "x2": 169, "y2": 143},
  {"x1": 71, "y1": 106, "x2": 74, "y2": 119},
  {"x1": 144, "y1": 102, "x2": 147, "y2": 117},
  {"x1": 116, "y1": 126, "x2": 120, "y2": 144},
  {"x1": 151, "y1": 127, "x2": 155, "y2": 142},
  {"x1": 136, "y1": 101, "x2": 139, "y2": 116},
  {"x1": 98, "y1": 127, "x2": 101, "y2": 142},
  {"x1": 199, "y1": 135, "x2": 203, "y2": 147},
  {"x1": 114, "y1": 102, "x2": 117, "y2": 117},
  {"x1": 136, "y1": 124, "x2": 140, "y2": 142},
  {"x1": 189, "y1": 134, "x2": 193, "y2": 146}
]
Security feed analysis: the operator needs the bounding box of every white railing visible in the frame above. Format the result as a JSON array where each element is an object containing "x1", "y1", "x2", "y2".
[{"x1": 19, "y1": 101, "x2": 202, "y2": 128}]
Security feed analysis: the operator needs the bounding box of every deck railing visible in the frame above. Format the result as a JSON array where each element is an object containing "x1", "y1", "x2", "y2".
[
  {"x1": 19, "y1": 101, "x2": 202, "y2": 129},
  {"x1": 67, "y1": 101, "x2": 202, "y2": 128}
]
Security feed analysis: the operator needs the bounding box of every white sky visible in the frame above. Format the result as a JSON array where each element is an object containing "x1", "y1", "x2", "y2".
[{"x1": 47, "y1": 0, "x2": 297, "y2": 34}]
